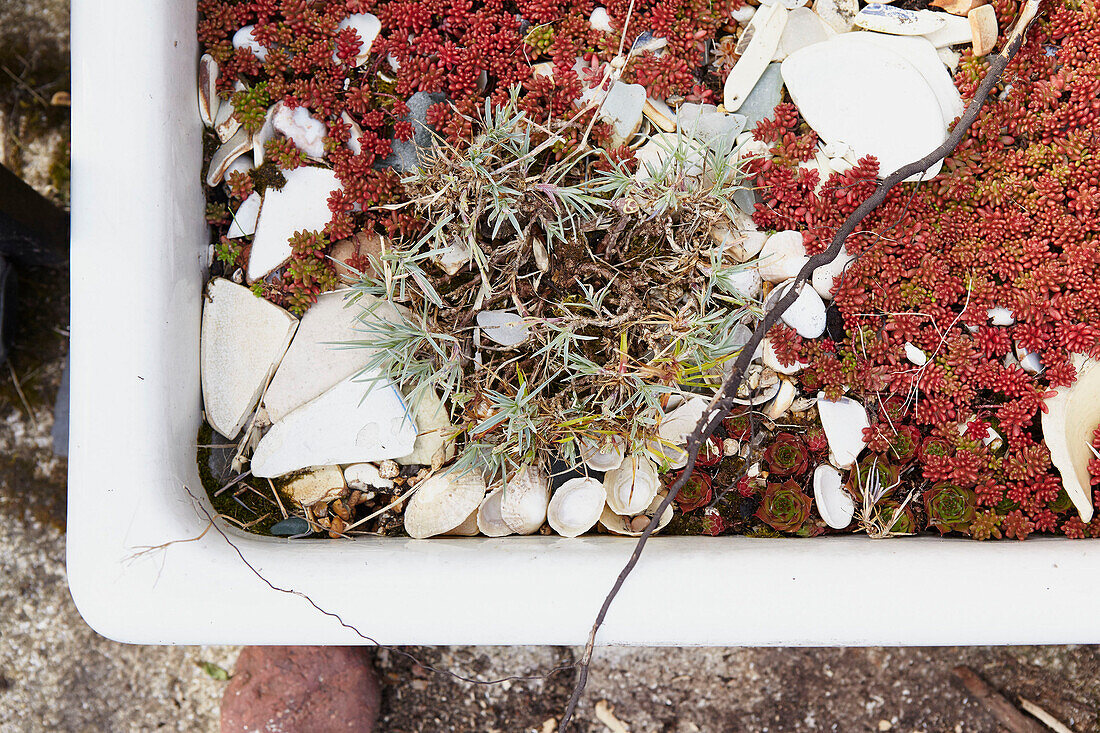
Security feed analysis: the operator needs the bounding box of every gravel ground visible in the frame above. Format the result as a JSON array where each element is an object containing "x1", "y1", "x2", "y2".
[{"x1": 2, "y1": 1, "x2": 1100, "y2": 732}]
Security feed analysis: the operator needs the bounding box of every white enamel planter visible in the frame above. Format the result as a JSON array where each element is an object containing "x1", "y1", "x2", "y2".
[{"x1": 67, "y1": 0, "x2": 1100, "y2": 646}]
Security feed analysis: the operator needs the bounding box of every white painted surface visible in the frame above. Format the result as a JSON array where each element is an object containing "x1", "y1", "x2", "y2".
[{"x1": 69, "y1": 0, "x2": 1100, "y2": 646}]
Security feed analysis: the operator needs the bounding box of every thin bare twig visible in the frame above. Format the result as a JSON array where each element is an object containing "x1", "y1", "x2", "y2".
[{"x1": 558, "y1": 5, "x2": 1040, "y2": 727}]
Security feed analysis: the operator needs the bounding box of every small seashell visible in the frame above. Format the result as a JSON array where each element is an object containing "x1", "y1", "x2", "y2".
[
  {"x1": 756, "y1": 230, "x2": 808, "y2": 282},
  {"x1": 476, "y1": 486, "x2": 514, "y2": 537},
  {"x1": 532, "y1": 236, "x2": 550, "y2": 272},
  {"x1": 1017, "y1": 347, "x2": 1043, "y2": 374},
  {"x1": 649, "y1": 397, "x2": 709, "y2": 468},
  {"x1": 813, "y1": 464, "x2": 855, "y2": 529},
  {"x1": 579, "y1": 435, "x2": 626, "y2": 472},
  {"x1": 404, "y1": 470, "x2": 487, "y2": 539},
  {"x1": 499, "y1": 465, "x2": 550, "y2": 535},
  {"x1": 817, "y1": 393, "x2": 870, "y2": 468},
  {"x1": 547, "y1": 477, "x2": 607, "y2": 537},
  {"x1": 335, "y1": 13, "x2": 382, "y2": 66},
  {"x1": 590, "y1": 7, "x2": 614, "y2": 33},
  {"x1": 630, "y1": 31, "x2": 668, "y2": 56},
  {"x1": 731, "y1": 4, "x2": 757, "y2": 23},
  {"x1": 723, "y1": 438, "x2": 740, "y2": 456},
  {"x1": 225, "y1": 153, "x2": 253, "y2": 182},
  {"x1": 598, "y1": 492, "x2": 674, "y2": 536},
  {"x1": 604, "y1": 454, "x2": 661, "y2": 515},
  {"x1": 854, "y1": 4, "x2": 946, "y2": 35},
  {"x1": 476, "y1": 310, "x2": 529, "y2": 347},
  {"x1": 198, "y1": 54, "x2": 220, "y2": 127},
  {"x1": 341, "y1": 111, "x2": 365, "y2": 155},
  {"x1": 711, "y1": 226, "x2": 768, "y2": 263},
  {"x1": 814, "y1": 0, "x2": 859, "y2": 33},
  {"x1": 904, "y1": 342, "x2": 928, "y2": 366},
  {"x1": 233, "y1": 25, "x2": 268, "y2": 61},
  {"x1": 227, "y1": 192, "x2": 262, "y2": 239},
  {"x1": 206, "y1": 126, "x2": 252, "y2": 187},
  {"x1": 790, "y1": 395, "x2": 818, "y2": 412},
  {"x1": 448, "y1": 508, "x2": 481, "y2": 536},
  {"x1": 763, "y1": 378, "x2": 798, "y2": 419}
]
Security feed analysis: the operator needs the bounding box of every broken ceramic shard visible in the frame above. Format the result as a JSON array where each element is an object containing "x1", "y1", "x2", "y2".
[
  {"x1": 725, "y1": 4, "x2": 789, "y2": 111},
  {"x1": 263, "y1": 290, "x2": 404, "y2": 422},
  {"x1": 968, "y1": 5, "x2": 998, "y2": 55},
  {"x1": 775, "y1": 7, "x2": 832, "y2": 60},
  {"x1": 1041, "y1": 355, "x2": 1099, "y2": 523},
  {"x1": 272, "y1": 102, "x2": 328, "y2": 159},
  {"x1": 279, "y1": 466, "x2": 346, "y2": 508},
  {"x1": 476, "y1": 487, "x2": 514, "y2": 537},
  {"x1": 922, "y1": 12, "x2": 974, "y2": 46},
  {"x1": 817, "y1": 393, "x2": 870, "y2": 468},
  {"x1": 404, "y1": 471, "x2": 488, "y2": 539},
  {"x1": 476, "y1": 310, "x2": 529, "y2": 347},
  {"x1": 813, "y1": 464, "x2": 855, "y2": 529},
  {"x1": 206, "y1": 126, "x2": 252, "y2": 187},
  {"x1": 814, "y1": 0, "x2": 859, "y2": 33},
  {"x1": 214, "y1": 81, "x2": 245, "y2": 143},
  {"x1": 737, "y1": 63, "x2": 786, "y2": 132},
  {"x1": 252, "y1": 105, "x2": 277, "y2": 165},
  {"x1": 335, "y1": 13, "x2": 381, "y2": 66},
  {"x1": 604, "y1": 454, "x2": 661, "y2": 515},
  {"x1": 854, "y1": 5, "x2": 946, "y2": 35},
  {"x1": 600, "y1": 82, "x2": 647, "y2": 148},
  {"x1": 500, "y1": 466, "x2": 551, "y2": 534},
  {"x1": 250, "y1": 375, "x2": 417, "y2": 478},
  {"x1": 782, "y1": 38, "x2": 946, "y2": 179},
  {"x1": 198, "y1": 54, "x2": 219, "y2": 127},
  {"x1": 547, "y1": 477, "x2": 606, "y2": 537},
  {"x1": 201, "y1": 278, "x2": 298, "y2": 440},
  {"x1": 779, "y1": 282, "x2": 827, "y2": 338},
  {"x1": 757, "y1": 230, "x2": 808, "y2": 282},
  {"x1": 247, "y1": 167, "x2": 342, "y2": 281},
  {"x1": 343, "y1": 463, "x2": 394, "y2": 490},
  {"x1": 713, "y1": 226, "x2": 768, "y2": 263},
  {"x1": 227, "y1": 192, "x2": 262, "y2": 239},
  {"x1": 233, "y1": 25, "x2": 268, "y2": 61},
  {"x1": 643, "y1": 97, "x2": 677, "y2": 132},
  {"x1": 598, "y1": 492, "x2": 674, "y2": 536}
]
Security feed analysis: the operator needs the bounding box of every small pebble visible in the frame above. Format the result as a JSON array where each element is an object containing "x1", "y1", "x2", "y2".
[
  {"x1": 270, "y1": 516, "x2": 311, "y2": 536},
  {"x1": 378, "y1": 459, "x2": 400, "y2": 479}
]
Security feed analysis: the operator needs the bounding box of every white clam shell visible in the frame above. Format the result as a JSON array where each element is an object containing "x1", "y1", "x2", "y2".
[
  {"x1": 604, "y1": 454, "x2": 661, "y2": 515},
  {"x1": 476, "y1": 486, "x2": 514, "y2": 537},
  {"x1": 813, "y1": 464, "x2": 855, "y2": 529},
  {"x1": 756, "y1": 230, "x2": 809, "y2": 282},
  {"x1": 198, "y1": 54, "x2": 219, "y2": 127},
  {"x1": 499, "y1": 465, "x2": 550, "y2": 534},
  {"x1": 649, "y1": 396, "x2": 709, "y2": 468},
  {"x1": 598, "y1": 492, "x2": 674, "y2": 536},
  {"x1": 817, "y1": 393, "x2": 870, "y2": 468},
  {"x1": 547, "y1": 477, "x2": 607, "y2": 537},
  {"x1": 579, "y1": 435, "x2": 626, "y2": 472},
  {"x1": 1040, "y1": 354, "x2": 1099, "y2": 522},
  {"x1": 404, "y1": 471, "x2": 487, "y2": 539}
]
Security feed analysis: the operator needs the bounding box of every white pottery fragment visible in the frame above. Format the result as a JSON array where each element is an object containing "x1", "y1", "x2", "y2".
[
  {"x1": 731, "y1": 4, "x2": 757, "y2": 24},
  {"x1": 757, "y1": 230, "x2": 808, "y2": 282},
  {"x1": 937, "y1": 47, "x2": 961, "y2": 72},
  {"x1": 476, "y1": 310, "x2": 529, "y2": 347},
  {"x1": 280, "y1": 466, "x2": 346, "y2": 508},
  {"x1": 344, "y1": 463, "x2": 394, "y2": 490},
  {"x1": 200, "y1": 278, "x2": 298, "y2": 440},
  {"x1": 251, "y1": 375, "x2": 417, "y2": 478},
  {"x1": 1018, "y1": 348, "x2": 1043, "y2": 374},
  {"x1": 813, "y1": 464, "x2": 855, "y2": 528},
  {"x1": 263, "y1": 290, "x2": 403, "y2": 422},
  {"x1": 782, "y1": 38, "x2": 946, "y2": 179},
  {"x1": 854, "y1": 5, "x2": 946, "y2": 34},
  {"x1": 762, "y1": 336, "x2": 807, "y2": 375},
  {"x1": 922, "y1": 12, "x2": 974, "y2": 46},
  {"x1": 813, "y1": 0, "x2": 859, "y2": 33},
  {"x1": 397, "y1": 389, "x2": 456, "y2": 467},
  {"x1": 214, "y1": 81, "x2": 245, "y2": 143},
  {"x1": 775, "y1": 7, "x2": 831, "y2": 60},
  {"x1": 500, "y1": 466, "x2": 551, "y2": 534},
  {"x1": 904, "y1": 342, "x2": 928, "y2": 366},
  {"x1": 598, "y1": 492, "x2": 674, "y2": 536},
  {"x1": 476, "y1": 487, "x2": 514, "y2": 537},
  {"x1": 253, "y1": 105, "x2": 277, "y2": 164},
  {"x1": 837, "y1": 33, "x2": 963, "y2": 125},
  {"x1": 1040, "y1": 355, "x2": 1099, "y2": 523},
  {"x1": 718, "y1": 265, "x2": 763, "y2": 300},
  {"x1": 604, "y1": 454, "x2": 661, "y2": 515},
  {"x1": 763, "y1": 379, "x2": 799, "y2": 419},
  {"x1": 547, "y1": 477, "x2": 607, "y2": 537},
  {"x1": 725, "y1": 4, "x2": 789, "y2": 111},
  {"x1": 198, "y1": 54, "x2": 219, "y2": 127},
  {"x1": 600, "y1": 82, "x2": 647, "y2": 148},
  {"x1": 273, "y1": 102, "x2": 328, "y2": 159},
  {"x1": 817, "y1": 393, "x2": 870, "y2": 468},
  {"x1": 580, "y1": 435, "x2": 626, "y2": 472},
  {"x1": 335, "y1": 13, "x2": 381, "y2": 66},
  {"x1": 248, "y1": 167, "x2": 342, "y2": 281},
  {"x1": 810, "y1": 243, "x2": 855, "y2": 299},
  {"x1": 988, "y1": 306, "x2": 1015, "y2": 326},
  {"x1": 233, "y1": 25, "x2": 268, "y2": 61},
  {"x1": 590, "y1": 6, "x2": 614, "y2": 32},
  {"x1": 404, "y1": 471, "x2": 488, "y2": 539},
  {"x1": 227, "y1": 191, "x2": 262, "y2": 239},
  {"x1": 780, "y1": 282, "x2": 827, "y2": 338},
  {"x1": 650, "y1": 397, "x2": 708, "y2": 468},
  {"x1": 206, "y1": 126, "x2": 252, "y2": 187}
]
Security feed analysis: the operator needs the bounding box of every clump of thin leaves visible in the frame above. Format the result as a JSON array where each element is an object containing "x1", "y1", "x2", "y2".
[{"x1": 348, "y1": 88, "x2": 758, "y2": 479}]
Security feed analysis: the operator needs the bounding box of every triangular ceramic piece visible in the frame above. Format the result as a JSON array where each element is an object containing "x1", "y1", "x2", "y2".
[{"x1": 247, "y1": 167, "x2": 342, "y2": 281}]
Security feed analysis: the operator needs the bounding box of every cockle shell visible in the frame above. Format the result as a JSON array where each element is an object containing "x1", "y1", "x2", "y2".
[
  {"x1": 1041, "y1": 354, "x2": 1099, "y2": 522},
  {"x1": 547, "y1": 477, "x2": 607, "y2": 537},
  {"x1": 579, "y1": 435, "x2": 626, "y2": 472},
  {"x1": 404, "y1": 471, "x2": 487, "y2": 539},
  {"x1": 649, "y1": 396, "x2": 709, "y2": 469},
  {"x1": 476, "y1": 486, "x2": 514, "y2": 537},
  {"x1": 598, "y1": 492, "x2": 674, "y2": 536},
  {"x1": 813, "y1": 464, "x2": 855, "y2": 529},
  {"x1": 499, "y1": 465, "x2": 550, "y2": 534},
  {"x1": 604, "y1": 454, "x2": 661, "y2": 515}
]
